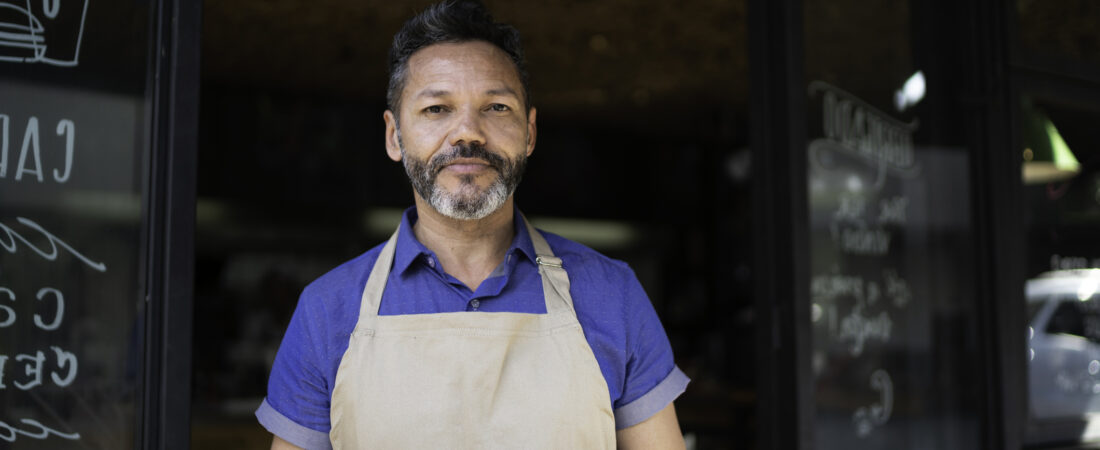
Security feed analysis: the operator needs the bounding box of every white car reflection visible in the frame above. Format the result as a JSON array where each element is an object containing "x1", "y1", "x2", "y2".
[{"x1": 1028, "y1": 269, "x2": 1100, "y2": 420}]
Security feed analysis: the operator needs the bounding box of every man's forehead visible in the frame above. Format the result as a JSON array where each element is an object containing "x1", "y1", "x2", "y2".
[{"x1": 404, "y1": 41, "x2": 523, "y2": 97}]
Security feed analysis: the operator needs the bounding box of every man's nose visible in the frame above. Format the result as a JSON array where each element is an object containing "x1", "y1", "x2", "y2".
[{"x1": 449, "y1": 107, "x2": 486, "y2": 147}]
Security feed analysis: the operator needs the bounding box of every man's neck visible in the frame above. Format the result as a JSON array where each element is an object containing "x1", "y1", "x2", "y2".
[{"x1": 411, "y1": 195, "x2": 516, "y2": 291}]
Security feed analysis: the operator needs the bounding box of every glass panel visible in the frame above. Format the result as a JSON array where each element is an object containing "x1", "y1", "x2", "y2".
[
  {"x1": 0, "y1": 1, "x2": 150, "y2": 449},
  {"x1": 805, "y1": 0, "x2": 981, "y2": 448},
  {"x1": 1016, "y1": 0, "x2": 1100, "y2": 67},
  {"x1": 1022, "y1": 96, "x2": 1100, "y2": 444}
]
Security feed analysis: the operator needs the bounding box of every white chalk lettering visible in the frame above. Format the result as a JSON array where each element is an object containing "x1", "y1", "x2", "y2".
[
  {"x1": 0, "y1": 116, "x2": 77, "y2": 184},
  {"x1": 821, "y1": 90, "x2": 916, "y2": 172},
  {"x1": 838, "y1": 306, "x2": 893, "y2": 356},
  {"x1": 0, "y1": 287, "x2": 13, "y2": 327},
  {"x1": 884, "y1": 269, "x2": 911, "y2": 308},
  {"x1": 13, "y1": 351, "x2": 44, "y2": 390},
  {"x1": 835, "y1": 225, "x2": 892, "y2": 256},
  {"x1": 42, "y1": 0, "x2": 61, "y2": 19},
  {"x1": 53, "y1": 119, "x2": 74, "y2": 183},
  {"x1": 834, "y1": 194, "x2": 867, "y2": 222},
  {"x1": 33, "y1": 287, "x2": 63, "y2": 331},
  {"x1": 49, "y1": 346, "x2": 76, "y2": 387},
  {"x1": 877, "y1": 196, "x2": 908, "y2": 225},
  {"x1": 15, "y1": 117, "x2": 42, "y2": 182},
  {"x1": 0, "y1": 347, "x2": 80, "y2": 390},
  {"x1": 811, "y1": 273, "x2": 865, "y2": 304},
  {"x1": 0, "y1": 418, "x2": 80, "y2": 443},
  {"x1": 853, "y1": 369, "x2": 893, "y2": 437},
  {"x1": 0, "y1": 217, "x2": 107, "y2": 271}
]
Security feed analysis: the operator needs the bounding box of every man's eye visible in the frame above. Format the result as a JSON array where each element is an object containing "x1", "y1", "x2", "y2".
[
  {"x1": 424, "y1": 105, "x2": 445, "y2": 114},
  {"x1": 489, "y1": 104, "x2": 510, "y2": 112}
]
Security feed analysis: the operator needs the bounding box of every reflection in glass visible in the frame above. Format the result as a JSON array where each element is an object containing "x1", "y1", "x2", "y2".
[
  {"x1": 1021, "y1": 97, "x2": 1100, "y2": 444},
  {"x1": 1028, "y1": 271, "x2": 1100, "y2": 420}
]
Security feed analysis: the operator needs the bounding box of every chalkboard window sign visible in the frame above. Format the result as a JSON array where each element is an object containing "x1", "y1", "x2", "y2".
[
  {"x1": 0, "y1": 1, "x2": 197, "y2": 448},
  {"x1": 807, "y1": 80, "x2": 978, "y2": 449}
]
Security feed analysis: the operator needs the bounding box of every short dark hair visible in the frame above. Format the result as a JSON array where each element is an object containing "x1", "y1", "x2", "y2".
[{"x1": 387, "y1": 0, "x2": 530, "y2": 115}]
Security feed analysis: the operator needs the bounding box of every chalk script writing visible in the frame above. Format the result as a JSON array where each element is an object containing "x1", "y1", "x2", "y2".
[
  {"x1": 883, "y1": 269, "x2": 911, "y2": 308},
  {"x1": 811, "y1": 270, "x2": 913, "y2": 310},
  {"x1": 809, "y1": 81, "x2": 920, "y2": 190},
  {"x1": 0, "y1": 417, "x2": 80, "y2": 442},
  {"x1": 0, "y1": 217, "x2": 106, "y2": 271},
  {"x1": 853, "y1": 370, "x2": 893, "y2": 437},
  {"x1": 877, "y1": 196, "x2": 908, "y2": 225},
  {"x1": 828, "y1": 194, "x2": 906, "y2": 257},
  {"x1": 832, "y1": 225, "x2": 892, "y2": 256},
  {"x1": 837, "y1": 305, "x2": 893, "y2": 357}
]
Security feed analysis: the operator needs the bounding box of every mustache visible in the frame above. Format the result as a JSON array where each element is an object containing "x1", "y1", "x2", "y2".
[{"x1": 427, "y1": 143, "x2": 507, "y2": 175}]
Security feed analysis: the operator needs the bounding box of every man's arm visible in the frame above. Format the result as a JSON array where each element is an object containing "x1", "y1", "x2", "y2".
[
  {"x1": 271, "y1": 435, "x2": 305, "y2": 450},
  {"x1": 616, "y1": 403, "x2": 687, "y2": 450}
]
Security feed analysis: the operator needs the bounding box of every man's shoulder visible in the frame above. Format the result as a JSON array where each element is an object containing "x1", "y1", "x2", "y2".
[{"x1": 536, "y1": 229, "x2": 637, "y2": 284}]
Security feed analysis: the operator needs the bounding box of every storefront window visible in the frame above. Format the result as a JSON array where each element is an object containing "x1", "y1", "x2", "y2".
[
  {"x1": 0, "y1": 1, "x2": 151, "y2": 448},
  {"x1": 1021, "y1": 96, "x2": 1100, "y2": 445},
  {"x1": 805, "y1": 0, "x2": 982, "y2": 448}
]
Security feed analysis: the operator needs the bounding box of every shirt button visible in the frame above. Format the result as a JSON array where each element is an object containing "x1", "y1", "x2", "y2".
[
  {"x1": 471, "y1": 299, "x2": 480, "y2": 310},
  {"x1": 427, "y1": 257, "x2": 435, "y2": 268}
]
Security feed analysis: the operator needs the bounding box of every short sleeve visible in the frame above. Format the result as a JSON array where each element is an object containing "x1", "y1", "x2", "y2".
[
  {"x1": 612, "y1": 268, "x2": 690, "y2": 429},
  {"x1": 256, "y1": 286, "x2": 334, "y2": 450}
]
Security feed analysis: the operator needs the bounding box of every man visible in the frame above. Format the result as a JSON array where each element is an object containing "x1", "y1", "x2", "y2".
[{"x1": 258, "y1": 1, "x2": 689, "y2": 448}]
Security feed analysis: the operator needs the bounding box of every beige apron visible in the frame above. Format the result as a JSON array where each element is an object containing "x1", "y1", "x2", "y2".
[{"x1": 329, "y1": 218, "x2": 616, "y2": 449}]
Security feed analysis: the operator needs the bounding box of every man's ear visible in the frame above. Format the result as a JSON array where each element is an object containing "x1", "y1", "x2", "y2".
[
  {"x1": 384, "y1": 110, "x2": 402, "y2": 162},
  {"x1": 525, "y1": 107, "x2": 537, "y2": 156}
]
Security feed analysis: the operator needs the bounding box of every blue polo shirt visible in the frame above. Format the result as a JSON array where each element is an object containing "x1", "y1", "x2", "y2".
[{"x1": 257, "y1": 207, "x2": 689, "y2": 450}]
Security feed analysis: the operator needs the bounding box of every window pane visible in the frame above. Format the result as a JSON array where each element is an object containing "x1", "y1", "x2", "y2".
[
  {"x1": 0, "y1": 2, "x2": 151, "y2": 448},
  {"x1": 805, "y1": 0, "x2": 981, "y2": 448},
  {"x1": 1023, "y1": 96, "x2": 1100, "y2": 442}
]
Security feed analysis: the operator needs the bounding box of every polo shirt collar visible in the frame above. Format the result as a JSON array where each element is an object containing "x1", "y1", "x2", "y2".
[{"x1": 392, "y1": 205, "x2": 538, "y2": 277}]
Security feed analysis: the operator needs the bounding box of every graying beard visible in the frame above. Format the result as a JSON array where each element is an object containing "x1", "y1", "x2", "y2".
[{"x1": 399, "y1": 136, "x2": 525, "y2": 220}]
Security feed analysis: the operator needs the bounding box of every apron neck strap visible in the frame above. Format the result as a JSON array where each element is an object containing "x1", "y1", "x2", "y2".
[
  {"x1": 521, "y1": 214, "x2": 577, "y2": 316},
  {"x1": 358, "y1": 213, "x2": 578, "y2": 317},
  {"x1": 359, "y1": 227, "x2": 400, "y2": 317}
]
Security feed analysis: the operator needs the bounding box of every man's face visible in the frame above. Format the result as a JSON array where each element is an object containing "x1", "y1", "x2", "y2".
[{"x1": 384, "y1": 41, "x2": 537, "y2": 220}]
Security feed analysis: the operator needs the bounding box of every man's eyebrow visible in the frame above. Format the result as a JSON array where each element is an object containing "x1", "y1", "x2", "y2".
[
  {"x1": 486, "y1": 87, "x2": 520, "y2": 98},
  {"x1": 415, "y1": 89, "x2": 451, "y2": 99}
]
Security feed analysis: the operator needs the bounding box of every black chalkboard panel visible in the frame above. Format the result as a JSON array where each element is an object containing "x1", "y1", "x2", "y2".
[{"x1": 0, "y1": 1, "x2": 151, "y2": 448}]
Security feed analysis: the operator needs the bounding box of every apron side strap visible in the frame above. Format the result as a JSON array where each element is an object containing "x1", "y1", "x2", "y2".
[
  {"x1": 359, "y1": 228, "x2": 400, "y2": 319},
  {"x1": 539, "y1": 262, "x2": 576, "y2": 315},
  {"x1": 521, "y1": 214, "x2": 579, "y2": 316}
]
